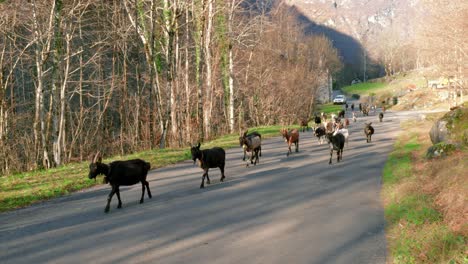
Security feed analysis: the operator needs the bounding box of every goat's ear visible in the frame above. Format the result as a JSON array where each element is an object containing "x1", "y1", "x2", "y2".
[{"x1": 196, "y1": 142, "x2": 201, "y2": 148}]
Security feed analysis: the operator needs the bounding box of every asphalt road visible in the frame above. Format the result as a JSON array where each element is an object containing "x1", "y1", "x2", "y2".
[{"x1": 0, "y1": 108, "x2": 425, "y2": 264}]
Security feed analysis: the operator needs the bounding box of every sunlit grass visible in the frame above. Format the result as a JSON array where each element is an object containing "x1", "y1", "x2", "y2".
[
  {"x1": 0, "y1": 125, "x2": 297, "y2": 212},
  {"x1": 390, "y1": 224, "x2": 465, "y2": 264},
  {"x1": 386, "y1": 195, "x2": 441, "y2": 226},
  {"x1": 316, "y1": 103, "x2": 344, "y2": 114},
  {"x1": 342, "y1": 82, "x2": 387, "y2": 95}
]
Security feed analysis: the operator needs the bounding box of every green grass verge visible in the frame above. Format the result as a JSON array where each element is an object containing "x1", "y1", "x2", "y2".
[
  {"x1": 342, "y1": 82, "x2": 387, "y2": 96},
  {"x1": 0, "y1": 125, "x2": 297, "y2": 213},
  {"x1": 392, "y1": 224, "x2": 466, "y2": 264},
  {"x1": 386, "y1": 195, "x2": 442, "y2": 226},
  {"x1": 316, "y1": 103, "x2": 344, "y2": 114},
  {"x1": 383, "y1": 126, "x2": 466, "y2": 263},
  {"x1": 383, "y1": 135, "x2": 420, "y2": 185}
]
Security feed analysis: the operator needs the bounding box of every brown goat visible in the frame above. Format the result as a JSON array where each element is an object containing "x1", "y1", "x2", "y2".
[
  {"x1": 300, "y1": 118, "x2": 310, "y2": 132},
  {"x1": 344, "y1": 118, "x2": 350, "y2": 128},
  {"x1": 324, "y1": 121, "x2": 334, "y2": 133},
  {"x1": 280, "y1": 128, "x2": 299, "y2": 157}
]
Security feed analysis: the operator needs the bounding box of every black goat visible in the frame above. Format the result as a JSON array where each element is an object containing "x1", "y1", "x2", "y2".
[
  {"x1": 314, "y1": 126, "x2": 326, "y2": 144},
  {"x1": 379, "y1": 112, "x2": 384, "y2": 122},
  {"x1": 239, "y1": 130, "x2": 262, "y2": 165},
  {"x1": 191, "y1": 143, "x2": 226, "y2": 188},
  {"x1": 314, "y1": 115, "x2": 322, "y2": 127},
  {"x1": 338, "y1": 110, "x2": 345, "y2": 118},
  {"x1": 364, "y1": 122, "x2": 375, "y2": 143},
  {"x1": 326, "y1": 132, "x2": 345, "y2": 164},
  {"x1": 88, "y1": 152, "x2": 152, "y2": 213}
]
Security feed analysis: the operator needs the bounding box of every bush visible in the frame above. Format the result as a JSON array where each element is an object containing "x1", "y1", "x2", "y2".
[
  {"x1": 426, "y1": 142, "x2": 456, "y2": 159},
  {"x1": 393, "y1": 96, "x2": 398, "y2": 105},
  {"x1": 351, "y1": 94, "x2": 360, "y2": 100}
]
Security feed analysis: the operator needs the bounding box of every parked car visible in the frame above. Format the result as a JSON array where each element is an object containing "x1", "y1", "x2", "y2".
[{"x1": 333, "y1": 95, "x2": 347, "y2": 104}]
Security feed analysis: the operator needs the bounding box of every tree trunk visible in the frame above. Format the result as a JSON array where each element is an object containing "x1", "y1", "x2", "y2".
[
  {"x1": 185, "y1": 4, "x2": 191, "y2": 144},
  {"x1": 203, "y1": 0, "x2": 214, "y2": 139},
  {"x1": 193, "y1": 0, "x2": 205, "y2": 141},
  {"x1": 32, "y1": 0, "x2": 55, "y2": 169},
  {"x1": 228, "y1": 46, "x2": 235, "y2": 133}
]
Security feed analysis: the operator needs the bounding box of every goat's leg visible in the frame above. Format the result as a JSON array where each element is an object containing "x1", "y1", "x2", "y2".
[
  {"x1": 287, "y1": 143, "x2": 291, "y2": 157},
  {"x1": 115, "y1": 186, "x2": 122, "y2": 208},
  {"x1": 295, "y1": 140, "x2": 299, "y2": 152},
  {"x1": 200, "y1": 171, "x2": 207, "y2": 188},
  {"x1": 259, "y1": 146, "x2": 262, "y2": 157},
  {"x1": 140, "y1": 182, "x2": 146, "y2": 204},
  {"x1": 144, "y1": 180, "x2": 152, "y2": 198},
  {"x1": 220, "y1": 163, "x2": 226, "y2": 182},
  {"x1": 329, "y1": 148, "x2": 333, "y2": 165},
  {"x1": 105, "y1": 186, "x2": 117, "y2": 213},
  {"x1": 242, "y1": 150, "x2": 246, "y2": 161},
  {"x1": 206, "y1": 169, "x2": 211, "y2": 185}
]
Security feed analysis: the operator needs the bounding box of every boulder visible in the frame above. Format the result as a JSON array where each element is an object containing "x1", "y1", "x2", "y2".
[
  {"x1": 429, "y1": 120, "x2": 449, "y2": 144},
  {"x1": 428, "y1": 106, "x2": 467, "y2": 158}
]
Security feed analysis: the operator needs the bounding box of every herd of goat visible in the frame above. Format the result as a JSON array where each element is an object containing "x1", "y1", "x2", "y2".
[{"x1": 88, "y1": 105, "x2": 385, "y2": 212}]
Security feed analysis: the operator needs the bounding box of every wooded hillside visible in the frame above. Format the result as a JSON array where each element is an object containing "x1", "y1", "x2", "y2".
[{"x1": 0, "y1": 0, "x2": 341, "y2": 174}]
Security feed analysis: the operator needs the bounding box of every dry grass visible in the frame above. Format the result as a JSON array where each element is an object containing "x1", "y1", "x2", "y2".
[
  {"x1": 423, "y1": 152, "x2": 468, "y2": 235},
  {"x1": 408, "y1": 118, "x2": 467, "y2": 235},
  {"x1": 383, "y1": 117, "x2": 467, "y2": 263}
]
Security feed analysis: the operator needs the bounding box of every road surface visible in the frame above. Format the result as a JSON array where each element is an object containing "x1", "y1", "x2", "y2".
[{"x1": 0, "y1": 109, "x2": 427, "y2": 264}]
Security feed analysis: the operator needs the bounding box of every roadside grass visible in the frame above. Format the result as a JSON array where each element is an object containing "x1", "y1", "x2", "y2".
[
  {"x1": 341, "y1": 70, "x2": 462, "y2": 112},
  {"x1": 342, "y1": 82, "x2": 387, "y2": 96},
  {"x1": 316, "y1": 103, "x2": 344, "y2": 114},
  {"x1": 383, "y1": 119, "x2": 467, "y2": 263},
  {"x1": 0, "y1": 125, "x2": 297, "y2": 213}
]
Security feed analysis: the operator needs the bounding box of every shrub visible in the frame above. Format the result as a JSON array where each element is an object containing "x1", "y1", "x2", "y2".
[{"x1": 426, "y1": 142, "x2": 456, "y2": 159}]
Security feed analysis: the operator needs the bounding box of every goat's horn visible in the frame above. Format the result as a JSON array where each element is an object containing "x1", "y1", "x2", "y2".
[
  {"x1": 92, "y1": 151, "x2": 98, "y2": 163},
  {"x1": 93, "y1": 151, "x2": 101, "y2": 163}
]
